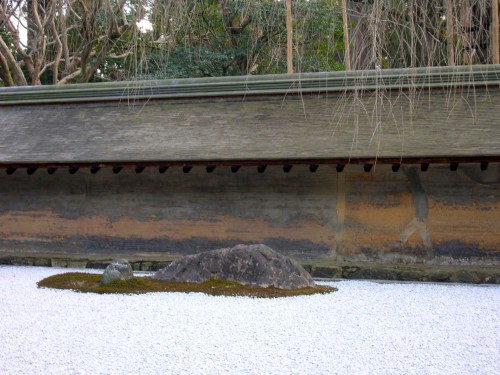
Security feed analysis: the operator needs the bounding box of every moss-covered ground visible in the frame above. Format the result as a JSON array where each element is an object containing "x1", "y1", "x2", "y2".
[{"x1": 37, "y1": 273, "x2": 336, "y2": 298}]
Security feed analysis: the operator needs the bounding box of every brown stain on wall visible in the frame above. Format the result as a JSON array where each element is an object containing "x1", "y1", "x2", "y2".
[
  {"x1": 342, "y1": 195, "x2": 500, "y2": 252},
  {"x1": 342, "y1": 194, "x2": 416, "y2": 252},
  {"x1": 0, "y1": 166, "x2": 338, "y2": 256},
  {"x1": 426, "y1": 200, "x2": 500, "y2": 249},
  {"x1": 0, "y1": 210, "x2": 334, "y2": 245},
  {"x1": 341, "y1": 164, "x2": 500, "y2": 255}
]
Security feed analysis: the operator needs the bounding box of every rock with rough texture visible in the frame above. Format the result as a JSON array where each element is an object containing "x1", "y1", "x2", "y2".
[
  {"x1": 101, "y1": 259, "x2": 133, "y2": 284},
  {"x1": 153, "y1": 244, "x2": 315, "y2": 289}
]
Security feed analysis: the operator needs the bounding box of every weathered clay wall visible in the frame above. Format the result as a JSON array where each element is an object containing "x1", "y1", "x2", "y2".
[
  {"x1": 0, "y1": 163, "x2": 498, "y2": 272},
  {"x1": 0, "y1": 166, "x2": 336, "y2": 260},
  {"x1": 339, "y1": 164, "x2": 499, "y2": 266}
]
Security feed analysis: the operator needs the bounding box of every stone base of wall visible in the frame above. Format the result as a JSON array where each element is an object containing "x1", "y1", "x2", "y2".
[
  {"x1": 2, "y1": 256, "x2": 498, "y2": 284},
  {"x1": 307, "y1": 263, "x2": 500, "y2": 284}
]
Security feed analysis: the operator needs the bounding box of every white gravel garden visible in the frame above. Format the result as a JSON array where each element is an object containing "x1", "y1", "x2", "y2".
[{"x1": 0, "y1": 266, "x2": 498, "y2": 375}]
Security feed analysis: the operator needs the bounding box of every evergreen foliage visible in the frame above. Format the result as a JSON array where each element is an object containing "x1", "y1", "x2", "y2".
[{"x1": 0, "y1": 0, "x2": 498, "y2": 86}]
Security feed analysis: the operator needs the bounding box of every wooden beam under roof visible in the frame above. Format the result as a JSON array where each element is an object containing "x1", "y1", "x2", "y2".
[{"x1": 1, "y1": 156, "x2": 499, "y2": 172}]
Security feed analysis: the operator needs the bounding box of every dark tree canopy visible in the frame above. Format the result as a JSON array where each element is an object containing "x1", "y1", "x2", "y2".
[{"x1": 0, "y1": 0, "x2": 498, "y2": 86}]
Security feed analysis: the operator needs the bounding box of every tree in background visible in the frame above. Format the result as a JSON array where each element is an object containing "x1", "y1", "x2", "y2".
[
  {"x1": 346, "y1": 0, "x2": 497, "y2": 69},
  {"x1": 119, "y1": 0, "x2": 345, "y2": 80},
  {"x1": 0, "y1": 0, "x2": 146, "y2": 85},
  {"x1": 0, "y1": 0, "x2": 344, "y2": 85},
  {"x1": 0, "y1": 0, "x2": 499, "y2": 87}
]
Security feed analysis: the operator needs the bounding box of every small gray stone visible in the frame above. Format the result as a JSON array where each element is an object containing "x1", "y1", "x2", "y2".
[
  {"x1": 153, "y1": 244, "x2": 315, "y2": 289},
  {"x1": 101, "y1": 259, "x2": 133, "y2": 284}
]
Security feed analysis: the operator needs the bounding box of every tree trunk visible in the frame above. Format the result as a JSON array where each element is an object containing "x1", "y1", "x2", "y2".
[
  {"x1": 445, "y1": 0, "x2": 455, "y2": 66},
  {"x1": 0, "y1": 36, "x2": 28, "y2": 86},
  {"x1": 342, "y1": 0, "x2": 351, "y2": 70},
  {"x1": 459, "y1": 1, "x2": 474, "y2": 65},
  {"x1": 493, "y1": 0, "x2": 499, "y2": 64},
  {"x1": 0, "y1": 51, "x2": 15, "y2": 86},
  {"x1": 286, "y1": 0, "x2": 293, "y2": 73}
]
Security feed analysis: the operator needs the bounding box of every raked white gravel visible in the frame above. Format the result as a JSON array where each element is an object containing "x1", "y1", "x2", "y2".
[{"x1": 0, "y1": 266, "x2": 498, "y2": 375}]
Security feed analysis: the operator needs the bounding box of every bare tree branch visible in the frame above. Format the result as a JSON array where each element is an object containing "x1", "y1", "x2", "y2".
[
  {"x1": 0, "y1": 35, "x2": 28, "y2": 85},
  {"x1": 57, "y1": 67, "x2": 81, "y2": 84},
  {"x1": 29, "y1": 0, "x2": 47, "y2": 84},
  {"x1": 0, "y1": 47, "x2": 15, "y2": 86},
  {"x1": 50, "y1": 0, "x2": 63, "y2": 83}
]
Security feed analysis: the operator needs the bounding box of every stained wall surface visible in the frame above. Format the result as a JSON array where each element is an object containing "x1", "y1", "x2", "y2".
[{"x1": 0, "y1": 164, "x2": 498, "y2": 267}]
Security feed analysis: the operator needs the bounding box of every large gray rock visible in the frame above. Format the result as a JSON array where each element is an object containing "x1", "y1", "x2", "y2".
[
  {"x1": 101, "y1": 259, "x2": 133, "y2": 284},
  {"x1": 153, "y1": 244, "x2": 315, "y2": 289}
]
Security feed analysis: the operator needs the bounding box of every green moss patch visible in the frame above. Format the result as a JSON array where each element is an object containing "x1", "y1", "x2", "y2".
[{"x1": 37, "y1": 273, "x2": 336, "y2": 298}]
